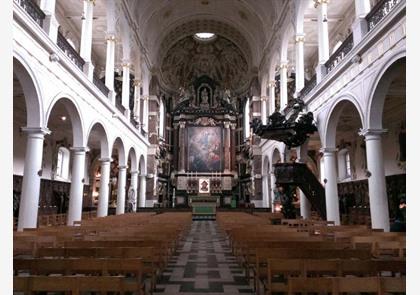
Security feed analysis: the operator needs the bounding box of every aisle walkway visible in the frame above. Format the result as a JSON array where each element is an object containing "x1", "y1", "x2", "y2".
[{"x1": 155, "y1": 221, "x2": 254, "y2": 295}]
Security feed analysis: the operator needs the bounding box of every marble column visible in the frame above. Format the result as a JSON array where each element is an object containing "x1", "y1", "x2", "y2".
[
  {"x1": 116, "y1": 165, "x2": 127, "y2": 215},
  {"x1": 360, "y1": 129, "x2": 390, "y2": 231},
  {"x1": 224, "y1": 122, "x2": 231, "y2": 172},
  {"x1": 352, "y1": 0, "x2": 371, "y2": 44},
  {"x1": 105, "y1": 34, "x2": 116, "y2": 102},
  {"x1": 315, "y1": 0, "x2": 330, "y2": 64},
  {"x1": 139, "y1": 174, "x2": 147, "y2": 208},
  {"x1": 39, "y1": 0, "x2": 58, "y2": 42},
  {"x1": 121, "y1": 61, "x2": 131, "y2": 118},
  {"x1": 67, "y1": 147, "x2": 88, "y2": 226},
  {"x1": 130, "y1": 170, "x2": 139, "y2": 212},
  {"x1": 295, "y1": 34, "x2": 305, "y2": 92},
  {"x1": 297, "y1": 141, "x2": 311, "y2": 219},
  {"x1": 268, "y1": 80, "x2": 276, "y2": 114},
  {"x1": 230, "y1": 123, "x2": 236, "y2": 172},
  {"x1": 17, "y1": 127, "x2": 50, "y2": 231},
  {"x1": 261, "y1": 96, "x2": 267, "y2": 124},
  {"x1": 321, "y1": 147, "x2": 340, "y2": 225},
  {"x1": 97, "y1": 158, "x2": 111, "y2": 217},
  {"x1": 133, "y1": 80, "x2": 141, "y2": 124},
  {"x1": 178, "y1": 121, "x2": 186, "y2": 172},
  {"x1": 80, "y1": 0, "x2": 95, "y2": 80},
  {"x1": 142, "y1": 96, "x2": 149, "y2": 132},
  {"x1": 279, "y1": 61, "x2": 288, "y2": 111}
]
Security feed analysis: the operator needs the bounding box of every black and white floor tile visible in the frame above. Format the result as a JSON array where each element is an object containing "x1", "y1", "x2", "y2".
[{"x1": 155, "y1": 221, "x2": 254, "y2": 295}]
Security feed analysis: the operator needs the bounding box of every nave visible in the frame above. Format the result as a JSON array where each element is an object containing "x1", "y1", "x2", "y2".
[{"x1": 13, "y1": 212, "x2": 406, "y2": 294}]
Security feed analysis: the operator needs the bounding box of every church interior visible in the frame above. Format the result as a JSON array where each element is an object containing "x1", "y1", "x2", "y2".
[{"x1": 10, "y1": 0, "x2": 408, "y2": 294}]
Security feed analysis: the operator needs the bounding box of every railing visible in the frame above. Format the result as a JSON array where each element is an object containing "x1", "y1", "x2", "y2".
[
  {"x1": 116, "y1": 100, "x2": 125, "y2": 114},
  {"x1": 15, "y1": 0, "x2": 45, "y2": 27},
  {"x1": 366, "y1": 0, "x2": 402, "y2": 32},
  {"x1": 93, "y1": 74, "x2": 110, "y2": 97},
  {"x1": 57, "y1": 31, "x2": 85, "y2": 71},
  {"x1": 324, "y1": 33, "x2": 354, "y2": 74},
  {"x1": 300, "y1": 75, "x2": 317, "y2": 98}
]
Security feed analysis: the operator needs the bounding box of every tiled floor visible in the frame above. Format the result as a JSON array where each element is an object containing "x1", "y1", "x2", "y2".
[{"x1": 155, "y1": 221, "x2": 254, "y2": 295}]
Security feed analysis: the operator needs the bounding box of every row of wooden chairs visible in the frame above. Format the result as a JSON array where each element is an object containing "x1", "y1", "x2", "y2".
[
  {"x1": 14, "y1": 212, "x2": 192, "y2": 295},
  {"x1": 216, "y1": 212, "x2": 406, "y2": 295}
]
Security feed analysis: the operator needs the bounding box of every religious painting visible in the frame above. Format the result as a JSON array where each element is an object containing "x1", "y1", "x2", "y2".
[{"x1": 187, "y1": 126, "x2": 222, "y2": 172}]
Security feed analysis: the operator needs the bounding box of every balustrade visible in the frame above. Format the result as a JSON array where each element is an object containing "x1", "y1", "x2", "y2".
[
  {"x1": 57, "y1": 31, "x2": 85, "y2": 71},
  {"x1": 15, "y1": 0, "x2": 45, "y2": 27},
  {"x1": 324, "y1": 33, "x2": 354, "y2": 74},
  {"x1": 300, "y1": 75, "x2": 317, "y2": 99},
  {"x1": 93, "y1": 74, "x2": 110, "y2": 97},
  {"x1": 366, "y1": 0, "x2": 402, "y2": 32}
]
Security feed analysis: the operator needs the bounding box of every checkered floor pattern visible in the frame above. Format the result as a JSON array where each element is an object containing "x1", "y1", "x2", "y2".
[{"x1": 155, "y1": 221, "x2": 254, "y2": 294}]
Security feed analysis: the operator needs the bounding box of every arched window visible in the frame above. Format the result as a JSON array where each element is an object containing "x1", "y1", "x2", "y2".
[
  {"x1": 56, "y1": 147, "x2": 70, "y2": 180},
  {"x1": 244, "y1": 97, "x2": 250, "y2": 140}
]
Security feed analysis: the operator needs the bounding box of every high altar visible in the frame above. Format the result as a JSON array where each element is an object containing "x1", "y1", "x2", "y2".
[{"x1": 171, "y1": 76, "x2": 238, "y2": 208}]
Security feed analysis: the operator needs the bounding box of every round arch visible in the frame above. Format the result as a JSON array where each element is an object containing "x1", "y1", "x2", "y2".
[
  {"x1": 323, "y1": 95, "x2": 365, "y2": 148},
  {"x1": 110, "y1": 137, "x2": 127, "y2": 166},
  {"x1": 127, "y1": 147, "x2": 138, "y2": 172},
  {"x1": 13, "y1": 55, "x2": 44, "y2": 128},
  {"x1": 366, "y1": 53, "x2": 406, "y2": 129},
  {"x1": 272, "y1": 147, "x2": 281, "y2": 165},
  {"x1": 45, "y1": 96, "x2": 85, "y2": 147},
  {"x1": 139, "y1": 154, "x2": 146, "y2": 175},
  {"x1": 86, "y1": 121, "x2": 110, "y2": 158}
]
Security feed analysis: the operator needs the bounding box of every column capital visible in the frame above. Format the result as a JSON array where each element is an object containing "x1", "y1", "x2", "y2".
[
  {"x1": 295, "y1": 34, "x2": 305, "y2": 43},
  {"x1": 230, "y1": 123, "x2": 237, "y2": 130},
  {"x1": 358, "y1": 128, "x2": 388, "y2": 138},
  {"x1": 85, "y1": 0, "x2": 96, "y2": 4},
  {"x1": 105, "y1": 33, "x2": 116, "y2": 41},
  {"x1": 70, "y1": 146, "x2": 90, "y2": 153},
  {"x1": 268, "y1": 80, "x2": 276, "y2": 87},
  {"x1": 279, "y1": 61, "x2": 288, "y2": 69},
  {"x1": 224, "y1": 121, "x2": 231, "y2": 129},
  {"x1": 133, "y1": 79, "x2": 142, "y2": 87},
  {"x1": 179, "y1": 121, "x2": 186, "y2": 128},
  {"x1": 320, "y1": 147, "x2": 338, "y2": 155},
  {"x1": 314, "y1": 0, "x2": 329, "y2": 8},
  {"x1": 21, "y1": 127, "x2": 51, "y2": 136},
  {"x1": 121, "y1": 60, "x2": 131, "y2": 68},
  {"x1": 99, "y1": 157, "x2": 113, "y2": 163},
  {"x1": 261, "y1": 96, "x2": 268, "y2": 102}
]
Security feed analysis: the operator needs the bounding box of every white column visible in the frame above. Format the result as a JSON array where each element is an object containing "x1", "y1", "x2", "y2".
[
  {"x1": 297, "y1": 141, "x2": 311, "y2": 219},
  {"x1": 315, "y1": 0, "x2": 330, "y2": 64},
  {"x1": 360, "y1": 129, "x2": 390, "y2": 231},
  {"x1": 270, "y1": 172, "x2": 277, "y2": 207},
  {"x1": 39, "y1": 0, "x2": 58, "y2": 42},
  {"x1": 268, "y1": 80, "x2": 276, "y2": 114},
  {"x1": 142, "y1": 96, "x2": 149, "y2": 132},
  {"x1": 130, "y1": 170, "x2": 139, "y2": 212},
  {"x1": 133, "y1": 80, "x2": 141, "y2": 124},
  {"x1": 97, "y1": 158, "x2": 111, "y2": 217},
  {"x1": 279, "y1": 61, "x2": 288, "y2": 111},
  {"x1": 321, "y1": 148, "x2": 340, "y2": 225},
  {"x1": 116, "y1": 165, "x2": 127, "y2": 215},
  {"x1": 352, "y1": 0, "x2": 371, "y2": 45},
  {"x1": 17, "y1": 127, "x2": 50, "y2": 231},
  {"x1": 105, "y1": 34, "x2": 116, "y2": 101},
  {"x1": 121, "y1": 61, "x2": 131, "y2": 118},
  {"x1": 67, "y1": 147, "x2": 88, "y2": 226},
  {"x1": 295, "y1": 34, "x2": 305, "y2": 92},
  {"x1": 139, "y1": 174, "x2": 147, "y2": 207},
  {"x1": 261, "y1": 96, "x2": 267, "y2": 124},
  {"x1": 80, "y1": 0, "x2": 95, "y2": 80},
  {"x1": 280, "y1": 143, "x2": 290, "y2": 163}
]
